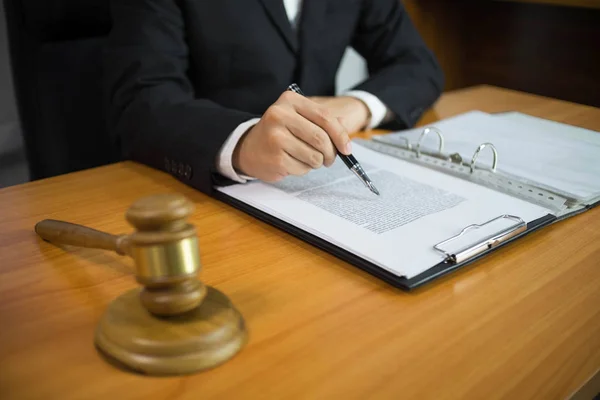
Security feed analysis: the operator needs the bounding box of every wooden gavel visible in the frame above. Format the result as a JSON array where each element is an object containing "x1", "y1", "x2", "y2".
[
  {"x1": 34, "y1": 193, "x2": 247, "y2": 376},
  {"x1": 35, "y1": 193, "x2": 205, "y2": 316}
]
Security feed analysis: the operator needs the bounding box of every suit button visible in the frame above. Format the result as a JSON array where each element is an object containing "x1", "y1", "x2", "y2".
[
  {"x1": 171, "y1": 162, "x2": 178, "y2": 174},
  {"x1": 164, "y1": 157, "x2": 170, "y2": 171},
  {"x1": 178, "y1": 162, "x2": 185, "y2": 176},
  {"x1": 184, "y1": 165, "x2": 192, "y2": 179}
]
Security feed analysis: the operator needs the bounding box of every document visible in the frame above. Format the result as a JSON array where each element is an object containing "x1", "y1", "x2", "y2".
[
  {"x1": 378, "y1": 111, "x2": 600, "y2": 202},
  {"x1": 217, "y1": 143, "x2": 552, "y2": 278},
  {"x1": 273, "y1": 163, "x2": 466, "y2": 235}
]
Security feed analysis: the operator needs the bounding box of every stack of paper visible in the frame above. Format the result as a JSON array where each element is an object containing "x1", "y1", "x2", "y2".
[
  {"x1": 217, "y1": 143, "x2": 551, "y2": 279},
  {"x1": 376, "y1": 111, "x2": 600, "y2": 203}
]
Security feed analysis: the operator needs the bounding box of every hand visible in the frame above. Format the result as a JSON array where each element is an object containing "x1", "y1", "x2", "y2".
[
  {"x1": 232, "y1": 91, "x2": 352, "y2": 182},
  {"x1": 309, "y1": 96, "x2": 371, "y2": 134}
]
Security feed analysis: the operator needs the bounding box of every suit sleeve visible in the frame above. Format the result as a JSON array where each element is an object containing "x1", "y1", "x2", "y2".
[
  {"x1": 104, "y1": 0, "x2": 257, "y2": 194},
  {"x1": 349, "y1": 0, "x2": 445, "y2": 129}
]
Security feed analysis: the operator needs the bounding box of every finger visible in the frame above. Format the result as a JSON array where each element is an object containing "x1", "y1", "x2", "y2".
[
  {"x1": 282, "y1": 151, "x2": 312, "y2": 176},
  {"x1": 308, "y1": 96, "x2": 327, "y2": 105},
  {"x1": 280, "y1": 91, "x2": 352, "y2": 155},
  {"x1": 285, "y1": 114, "x2": 336, "y2": 167},
  {"x1": 281, "y1": 133, "x2": 325, "y2": 169},
  {"x1": 304, "y1": 104, "x2": 352, "y2": 155}
]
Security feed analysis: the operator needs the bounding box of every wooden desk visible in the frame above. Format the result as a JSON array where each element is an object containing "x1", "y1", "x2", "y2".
[{"x1": 1, "y1": 86, "x2": 599, "y2": 399}]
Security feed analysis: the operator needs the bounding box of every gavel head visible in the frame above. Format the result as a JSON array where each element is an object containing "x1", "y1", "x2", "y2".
[{"x1": 125, "y1": 193, "x2": 206, "y2": 317}]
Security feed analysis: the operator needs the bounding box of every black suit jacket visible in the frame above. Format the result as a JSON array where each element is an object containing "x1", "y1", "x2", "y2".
[{"x1": 104, "y1": 0, "x2": 444, "y2": 195}]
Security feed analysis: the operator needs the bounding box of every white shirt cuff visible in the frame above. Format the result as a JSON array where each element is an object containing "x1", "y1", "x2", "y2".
[
  {"x1": 344, "y1": 90, "x2": 390, "y2": 129},
  {"x1": 216, "y1": 117, "x2": 261, "y2": 183}
]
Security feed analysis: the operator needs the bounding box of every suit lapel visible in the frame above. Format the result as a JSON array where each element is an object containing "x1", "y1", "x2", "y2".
[{"x1": 257, "y1": 0, "x2": 298, "y2": 53}]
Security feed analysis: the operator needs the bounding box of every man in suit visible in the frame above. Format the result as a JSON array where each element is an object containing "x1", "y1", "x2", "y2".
[{"x1": 104, "y1": 0, "x2": 444, "y2": 195}]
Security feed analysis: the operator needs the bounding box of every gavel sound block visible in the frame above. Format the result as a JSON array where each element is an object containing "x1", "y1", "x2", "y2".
[{"x1": 35, "y1": 193, "x2": 247, "y2": 376}]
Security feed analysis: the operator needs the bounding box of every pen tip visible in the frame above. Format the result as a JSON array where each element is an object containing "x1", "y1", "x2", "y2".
[{"x1": 370, "y1": 184, "x2": 380, "y2": 196}]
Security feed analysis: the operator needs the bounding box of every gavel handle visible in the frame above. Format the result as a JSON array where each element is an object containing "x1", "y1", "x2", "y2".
[{"x1": 35, "y1": 219, "x2": 130, "y2": 256}]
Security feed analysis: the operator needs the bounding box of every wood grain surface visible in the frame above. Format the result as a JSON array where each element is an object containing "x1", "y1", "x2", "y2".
[{"x1": 1, "y1": 85, "x2": 599, "y2": 399}]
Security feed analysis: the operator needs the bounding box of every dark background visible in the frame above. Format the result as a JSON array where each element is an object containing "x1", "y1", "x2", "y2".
[
  {"x1": 1, "y1": 0, "x2": 599, "y2": 187},
  {"x1": 404, "y1": 0, "x2": 600, "y2": 107}
]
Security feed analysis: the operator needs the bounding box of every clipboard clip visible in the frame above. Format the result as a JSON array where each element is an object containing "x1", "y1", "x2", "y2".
[{"x1": 433, "y1": 215, "x2": 526, "y2": 264}]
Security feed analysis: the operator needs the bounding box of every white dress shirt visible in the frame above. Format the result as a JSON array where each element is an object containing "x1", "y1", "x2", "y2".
[{"x1": 216, "y1": 0, "x2": 391, "y2": 183}]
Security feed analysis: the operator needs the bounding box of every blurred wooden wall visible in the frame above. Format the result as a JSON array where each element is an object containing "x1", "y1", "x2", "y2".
[{"x1": 403, "y1": 0, "x2": 600, "y2": 107}]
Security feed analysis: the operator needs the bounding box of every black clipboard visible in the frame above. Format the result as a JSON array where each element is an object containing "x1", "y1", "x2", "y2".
[
  {"x1": 211, "y1": 118, "x2": 598, "y2": 290},
  {"x1": 213, "y1": 189, "x2": 558, "y2": 291}
]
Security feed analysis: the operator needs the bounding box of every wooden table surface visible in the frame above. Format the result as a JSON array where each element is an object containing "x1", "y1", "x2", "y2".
[{"x1": 1, "y1": 85, "x2": 599, "y2": 399}]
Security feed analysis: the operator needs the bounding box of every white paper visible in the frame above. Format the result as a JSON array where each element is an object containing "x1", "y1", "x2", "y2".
[
  {"x1": 217, "y1": 143, "x2": 551, "y2": 279},
  {"x1": 378, "y1": 110, "x2": 600, "y2": 202},
  {"x1": 499, "y1": 112, "x2": 600, "y2": 146}
]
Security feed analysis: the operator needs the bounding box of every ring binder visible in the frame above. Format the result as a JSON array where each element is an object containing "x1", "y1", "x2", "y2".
[
  {"x1": 364, "y1": 124, "x2": 578, "y2": 212},
  {"x1": 359, "y1": 137, "x2": 570, "y2": 212},
  {"x1": 213, "y1": 108, "x2": 600, "y2": 292},
  {"x1": 374, "y1": 126, "x2": 499, "y2": 173},
  {"x1": 416, "y1": 127, "x2": 444, "y2": 158},
  {"x1": 470, "y1": 142, "x2": 498, "y2": 173},
  {"x1": 433, "y1": 215, "x2": 526, "y2": 264}
]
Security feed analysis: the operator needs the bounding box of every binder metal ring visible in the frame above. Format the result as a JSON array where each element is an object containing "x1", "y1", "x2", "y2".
[
  {"x1": 470, "y1": 142, "x2": 498, "y2": 173},
  {"x1": 416, "y1": 127, "x2": 444, "y2": 158},
  {"x1": 394, "y1": 136, "x2": 412, "y2": 150}
]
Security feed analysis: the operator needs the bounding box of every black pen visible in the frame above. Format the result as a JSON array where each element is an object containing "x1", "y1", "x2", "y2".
[{"x1": 286, "y1": 83, "x2": 380, "y2": 196}]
